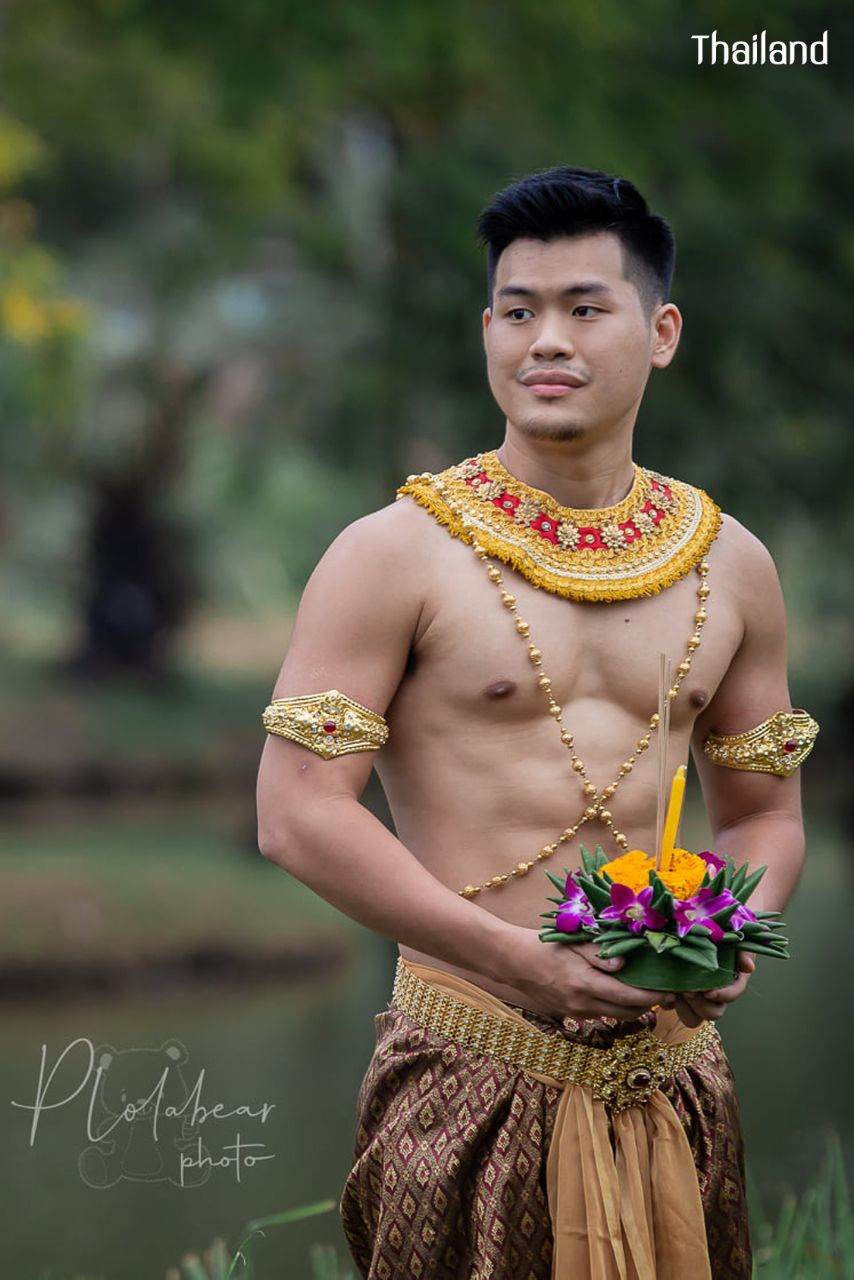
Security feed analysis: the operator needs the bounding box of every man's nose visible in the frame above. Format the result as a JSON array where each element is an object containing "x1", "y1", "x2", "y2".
[{"x1": 528, "y1": 318, "x2": 575, "y2": 359}]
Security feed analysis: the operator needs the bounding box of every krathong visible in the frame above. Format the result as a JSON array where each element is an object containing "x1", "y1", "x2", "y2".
[{"x1": 538, "y1": 764, "x2": 790, "y2": 991}]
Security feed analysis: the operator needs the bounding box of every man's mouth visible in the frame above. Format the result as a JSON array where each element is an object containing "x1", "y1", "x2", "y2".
[
  {"x1": 524, "y1": 383, "x2": 580, "y2": 397},
  {"x1": 519, "y1": 370, "x2": 588, "y2": 397}
]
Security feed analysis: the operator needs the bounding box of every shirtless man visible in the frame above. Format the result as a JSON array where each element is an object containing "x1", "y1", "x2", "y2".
[{"x1": 256, "y1": 166, "x2": 812, "y2": 1280}]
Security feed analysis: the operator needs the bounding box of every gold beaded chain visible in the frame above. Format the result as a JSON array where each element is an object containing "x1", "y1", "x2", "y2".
[{"x1": 425, "y1": 472, "x2": 711, "y2": 900}]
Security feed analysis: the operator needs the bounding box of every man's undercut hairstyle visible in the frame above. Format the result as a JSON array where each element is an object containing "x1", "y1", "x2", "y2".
[{"x1": 475, "y1": 165, "x2": 675, "y2": 318}]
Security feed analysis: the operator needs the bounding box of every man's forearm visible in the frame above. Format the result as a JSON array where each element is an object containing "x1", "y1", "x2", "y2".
[
  {"x1": 259, "y1": 795, "x2": 521, "y2": 983},
  {"x1": 710, "y1": 810, "x2": 806, "y2": 913}
]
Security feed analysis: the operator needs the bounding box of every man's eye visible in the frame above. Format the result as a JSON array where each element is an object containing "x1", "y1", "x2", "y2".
[
  {"x1": 574, "y1": 305, "x2": 602, "y2": 317},
  {"x1": 506, "y1": 308, "x2": 533, "y2": 320}
]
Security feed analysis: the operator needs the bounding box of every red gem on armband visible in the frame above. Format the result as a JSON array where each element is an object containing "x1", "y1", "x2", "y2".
[
  {"x1": 322, "y1": 720, "x2": 337, "y2": 733},
  {"x1": 783, "y1": 740, "x2": 798, "y2": 751}
]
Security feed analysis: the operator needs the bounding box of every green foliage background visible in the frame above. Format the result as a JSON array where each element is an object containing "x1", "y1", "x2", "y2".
[{"x1": 0, "y1": 0, "x2": 851, "y2": 729}]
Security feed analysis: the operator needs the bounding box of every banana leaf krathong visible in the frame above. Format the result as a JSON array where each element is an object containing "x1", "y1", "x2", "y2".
[{"x1": 538, "y1": 843, "x2": 789, "y2": 992}]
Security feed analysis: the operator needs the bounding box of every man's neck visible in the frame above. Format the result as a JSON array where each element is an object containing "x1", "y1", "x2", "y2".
[{"x1": 494, "y1": 434, "x2": 637, "y2": 511}]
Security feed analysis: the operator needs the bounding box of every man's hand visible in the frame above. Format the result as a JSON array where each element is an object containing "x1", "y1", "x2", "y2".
[
  {"x1": 672, "y1": 951, "x2": 756, "y2": 1027},
  {"x1": 498, "y1": 928, "x2": 679, "y2": 1022}
]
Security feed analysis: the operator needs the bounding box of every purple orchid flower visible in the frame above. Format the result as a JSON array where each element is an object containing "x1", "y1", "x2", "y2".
[
  {"x1": 599, "y1": 883, "x2": 667, "y2": 935},
  {"x1": 698, "y1": 849, "x2": 728, "y2": 877},
  {"x1": 728, "y1": 901, "x2": 758, "y2": 931},
  {"x1": 673, "y1": 886, "x2": 739, "y2": 940},
  {"x1": 555, "y1": 882, "x2": 598, "y2": 934}
]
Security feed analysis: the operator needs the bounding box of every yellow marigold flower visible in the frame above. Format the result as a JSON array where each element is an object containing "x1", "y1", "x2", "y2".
[
  {"x1": 601, "y1": 846, "x2": 708, "y2": 899},
  {"x1": 656, "y1": 848, "x2": 708, "y2": 899},
  {"x1": 600, "y1": 849, "x2": 654, "y2": 893}
]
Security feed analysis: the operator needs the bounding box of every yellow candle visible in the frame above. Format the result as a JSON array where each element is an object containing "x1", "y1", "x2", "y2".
[{"x1": 659, "y1": 765, "x2": 686, "y2": 871}]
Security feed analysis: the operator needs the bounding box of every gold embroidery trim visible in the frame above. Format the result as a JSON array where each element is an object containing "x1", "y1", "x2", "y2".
[
  {"x1": 262, "y1": 689, "x2": 389, "y2": 759},
  {"x1": 391, "y1": 958, "x2": 720, "y2": 1112},
  {"x1": 396, "y1": 449, "x2": 722, "y2": 602},
  {"x1": 703, "y1": 708, "x2": 819, "y2": 777}
]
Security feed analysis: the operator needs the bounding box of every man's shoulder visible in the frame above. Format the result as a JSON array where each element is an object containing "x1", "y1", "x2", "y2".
[
  {"x1": 317, "y1": 492, "x2": 442, "y2": 595},
  {"x1": 714, "y1": 512, "x2": 779, "y2": 578},
  {"x1": 712, "y1": 512, "x2": 785, "y2": 631},
  {"x1": 341, "y1": 489, "x2": 444, "y2": 555}
]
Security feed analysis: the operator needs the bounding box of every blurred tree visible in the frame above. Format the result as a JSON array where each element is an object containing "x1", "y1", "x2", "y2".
[{"x1": 0, "y1": 0, "x2": 850, "y2": 725}]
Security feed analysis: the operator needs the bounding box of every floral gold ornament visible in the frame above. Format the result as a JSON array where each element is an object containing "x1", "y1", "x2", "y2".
[
  {"x1": 396, "y1": 449, "x2": 722, "y2": 602},
  {"x1": 396, "y1": 461, "x2": 717, "y2": 898},
  {"x1": 703, "y1": 709, "x2": 819, "y2": 776},
  {"x1": 262, "y1": 690, "x2": 389, "y2": 759}
]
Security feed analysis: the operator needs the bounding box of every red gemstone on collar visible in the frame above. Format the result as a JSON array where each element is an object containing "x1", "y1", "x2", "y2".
[
  {"x1": 783, "y1": 740, "x2": 797, "y2": 751},
  {"x1": 463, "y1": 460, "x2": 673, "y2": 552},
  {"x1": 640, "y1": 499, "x2": 664, "y2": 523},
  {"x1": 494, "y1": 491, "x2": 519, "y2": 513},
  {"x1": 531, "y1": 512, "x2": 559, "y2": 543},
  {"x1": 323, "y1": 721, "x2": 337, "y2": 733}
]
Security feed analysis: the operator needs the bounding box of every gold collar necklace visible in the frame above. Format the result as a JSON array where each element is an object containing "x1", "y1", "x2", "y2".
[
  {"x1": 395, "y1": 449, "x2": 721, "y2": 898},
  {"x1": 396, "y1": 449, "x2": 721, "y2": 602}
]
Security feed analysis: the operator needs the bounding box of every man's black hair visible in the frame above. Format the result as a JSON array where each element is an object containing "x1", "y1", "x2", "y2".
[{"x1": 475, "y1": 165, "x2": 675, "y2": 317}]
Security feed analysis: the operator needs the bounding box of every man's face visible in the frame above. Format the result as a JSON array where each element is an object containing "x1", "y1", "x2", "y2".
[{"x1": 482, "y1": 231, "x2": 678, "y2": 443}]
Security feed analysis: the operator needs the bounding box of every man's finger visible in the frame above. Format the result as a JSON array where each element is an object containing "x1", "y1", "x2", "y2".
[
  {"x1": 692, "y1": 998, "x2": 727, "y2": 1019},
  {"x1": 586, "y1": 956, "x2": 626, "y2": 974},
  {"x1": 577, "y1": 946, "x2": 674, "y2": 1005},
  {"x1": 586, "y1": 973, "x2": 676, "y2": 1012},
  {"x1": 679, "y1": 993, "x2": 724, "y2": 1020},
  {"x1": 577, "y1": 943, "x2": 626, "y2": 973},
  {"x1": 578, "y1": 1000, "x2": 668, "y2": 1021},
  {"x1": 702, "y1": 973, "x2": 750, "y2": 1002},
  {"x1": 673, "y1": 996, "x2": 702, "y2": 1027}
]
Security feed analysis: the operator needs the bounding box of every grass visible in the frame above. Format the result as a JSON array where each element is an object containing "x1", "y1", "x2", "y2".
[
  {"x1": 169, "y1": 1130, "x2": 854, "y2": 1280},
  {"x1": 161, "y1": 1200, "x2": 354, "y2": 1280},
  {"x1": 32, "y1": 1129, "x2": 852, "y2": 1279},
  {"x1": 749, "y1": 1130, "x2": 854, "y2": 1278}
]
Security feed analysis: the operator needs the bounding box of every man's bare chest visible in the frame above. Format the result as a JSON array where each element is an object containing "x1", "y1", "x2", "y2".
[{"x1": 391, "y1": 522, "x2": 742, "y2": 743}]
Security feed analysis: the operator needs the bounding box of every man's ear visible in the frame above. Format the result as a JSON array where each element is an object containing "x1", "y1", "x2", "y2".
[
  {"x1": 650, "y1": 302, "x2": 682, "y2": 369},
  {"x1": 482, "y1": 307, "x2": 492, "y2": 349}
]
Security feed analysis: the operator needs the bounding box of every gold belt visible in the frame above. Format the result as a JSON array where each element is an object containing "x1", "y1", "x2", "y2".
[{"x1": 391, "y1": 957, "x2": 720, "y2": 1113}]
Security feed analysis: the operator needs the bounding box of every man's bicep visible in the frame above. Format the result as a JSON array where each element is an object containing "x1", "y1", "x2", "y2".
[
  {"x1": 690, "y1": 536, "x2": 803, "y2": 833},
  {"x1": 259, "y1": 506, "x2": 426, "y2": 815}
]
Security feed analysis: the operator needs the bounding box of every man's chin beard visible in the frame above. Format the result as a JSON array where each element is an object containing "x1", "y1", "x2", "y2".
[{"x1": 516, "y1": 416, "x2": 587, "y2": 443}]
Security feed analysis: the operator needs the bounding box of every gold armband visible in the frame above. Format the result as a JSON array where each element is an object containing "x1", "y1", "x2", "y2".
[
  {"x1": 702, "y1": 708, "x2": 819, "y2": 777},
  {"x1": 261, "y1": 689, "x2": 389, "y2": 760}
]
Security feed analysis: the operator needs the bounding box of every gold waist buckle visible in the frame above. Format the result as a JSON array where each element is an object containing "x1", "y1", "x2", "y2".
[{"x1": 391, "y1": 958, "x2": 720, "y2": 1113}]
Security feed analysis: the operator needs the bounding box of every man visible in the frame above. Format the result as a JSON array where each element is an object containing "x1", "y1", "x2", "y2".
[{"x1": 256, "y1": 166, "x2": 817, "y2": 1279}]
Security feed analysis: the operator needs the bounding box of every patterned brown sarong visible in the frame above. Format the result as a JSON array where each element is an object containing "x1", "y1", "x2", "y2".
[{"x1": 339, "y1": 959, "x2": 752, "y2": 1279}]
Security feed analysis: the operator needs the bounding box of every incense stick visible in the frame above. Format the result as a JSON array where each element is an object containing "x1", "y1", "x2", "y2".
[
  {"x1": 661, "y1": 656, "x2": 673, "y2": 860},
  {"x1": 654, "y1": 652, "x2": 671, "y2": 869}
]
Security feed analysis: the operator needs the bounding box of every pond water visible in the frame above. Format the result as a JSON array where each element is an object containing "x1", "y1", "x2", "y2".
[{"x1": 1, "y1": 781, "x2": 851, "y2": 1278}]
